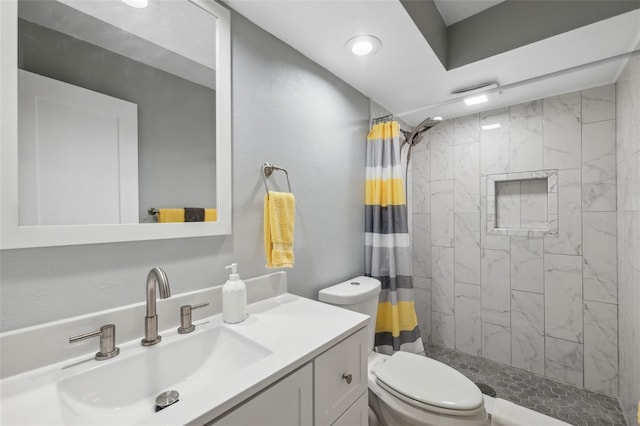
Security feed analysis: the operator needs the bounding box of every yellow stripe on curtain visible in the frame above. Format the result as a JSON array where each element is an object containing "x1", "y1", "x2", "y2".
[
  {"x1": 365, "y1": 178, "x2": 406, "y2": 206},
  {"x1": 367, "y1": 120, "x2": 400, "y2": 141},
  {"x1": 375, "y1": 301, "x2": 419, "y2": 336}
]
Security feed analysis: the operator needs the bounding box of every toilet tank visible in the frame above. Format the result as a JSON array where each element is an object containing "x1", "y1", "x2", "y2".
[{"x1": 318, "y1": 276, "x2": 381, "y2": 351}]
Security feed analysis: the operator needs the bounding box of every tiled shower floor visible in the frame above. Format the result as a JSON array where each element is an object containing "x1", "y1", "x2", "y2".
[{"x1": 423, "y1": 344, "x2": 626, "y2": 426}]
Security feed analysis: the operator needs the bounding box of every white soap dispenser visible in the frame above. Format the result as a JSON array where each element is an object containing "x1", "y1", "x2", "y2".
[{"x1": 222, "y1": 263, "x2": 247, "y2": 324}]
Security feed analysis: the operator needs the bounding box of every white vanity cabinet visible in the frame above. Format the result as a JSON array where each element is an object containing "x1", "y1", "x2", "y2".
[
  {"x1": 209, "y1": 327, "x2": 368, "y2": 426},
  {"x1": 314, "y1": 327, "x2": 368, "y2": 426},
  {"x1": 331, "y1": 393, "x2": 368, "y2": 426},
  {"x1": 209, "y1": 363, "x2": 313, "y2": 426}
]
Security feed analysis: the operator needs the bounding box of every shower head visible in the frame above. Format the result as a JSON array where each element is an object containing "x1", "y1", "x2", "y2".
[
  {"x1": 399, "y1": 116, "x2": 441, "y2": 195},
  {"x1": 401, "y1": 116, "x2": 442, "y2": 147}
]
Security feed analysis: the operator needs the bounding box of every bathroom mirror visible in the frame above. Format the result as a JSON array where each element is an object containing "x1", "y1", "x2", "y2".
[{"x1": 0, "y1": 0, "x2": 231, "y2": 248}]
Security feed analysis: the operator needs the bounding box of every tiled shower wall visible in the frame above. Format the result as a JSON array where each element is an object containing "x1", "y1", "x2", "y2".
[
  {"x1": 616, "y1": 54, "x2": 640, "y2": 425},
  {"x1": 412, "y1": 84, "x2": 619, "y2": 397}
]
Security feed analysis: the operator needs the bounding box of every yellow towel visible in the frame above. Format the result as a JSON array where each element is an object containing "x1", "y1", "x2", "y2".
[
  {"x1": 205, "y1": 208, "x2": 217, "y2": 222},
  {"x1": 158, "y1": 208, "x2": 184, "y2": 223},
  {"x1": 157, "y1": 208, "x2": 217, "y2": 223},
  {"x1": 264, "y1": 191, "x2": 295, "y2": 268}
]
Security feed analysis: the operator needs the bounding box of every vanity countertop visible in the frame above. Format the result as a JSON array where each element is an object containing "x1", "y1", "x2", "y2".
[{"x1": 0, "y1": 293, "x2": 369, "y2": 425}]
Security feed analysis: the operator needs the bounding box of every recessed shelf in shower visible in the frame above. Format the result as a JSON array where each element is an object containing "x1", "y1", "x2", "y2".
[{"x1": 486, "y1": 170, "x2": 558, "y2": 237}]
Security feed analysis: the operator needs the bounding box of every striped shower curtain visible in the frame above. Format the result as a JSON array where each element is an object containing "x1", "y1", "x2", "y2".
[{"x1": 365, "y1": 120, "x2": 424, "y2": 355}]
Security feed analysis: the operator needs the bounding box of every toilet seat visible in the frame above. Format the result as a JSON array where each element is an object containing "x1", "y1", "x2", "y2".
[{"x1": 373, "y1": 352, "x2": 483, "y2": 416}]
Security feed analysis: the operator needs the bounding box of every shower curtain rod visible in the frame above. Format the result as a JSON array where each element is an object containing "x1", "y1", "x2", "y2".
[
  {"x1": 371, "y1": 114, "x2": 395, "y2": 124},
  {"x1": 371, "y1": 114, "x2": 411, "y2": 135}
]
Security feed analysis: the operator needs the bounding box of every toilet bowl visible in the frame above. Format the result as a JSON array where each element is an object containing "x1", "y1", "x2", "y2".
[
  {"x1": 368, "y1": 351, "x2": 488, "y2": 425},
  {"x1": 318, "y1": 277, "x2": 488, "y2": 426}
]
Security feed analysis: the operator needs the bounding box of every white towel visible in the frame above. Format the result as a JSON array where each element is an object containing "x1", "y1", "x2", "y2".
[{"x1": 491, "y1": 398, "x2": 572, "y2": 426}]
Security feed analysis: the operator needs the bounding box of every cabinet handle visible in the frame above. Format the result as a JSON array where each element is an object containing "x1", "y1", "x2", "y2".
[{"x1": 342, "y1": 373, "x2": 353, "y2": 384}]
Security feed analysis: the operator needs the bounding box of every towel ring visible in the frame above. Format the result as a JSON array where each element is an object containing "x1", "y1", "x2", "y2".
[{"x1": 262, "y1": 162, "x2": 292, "y2": 198}]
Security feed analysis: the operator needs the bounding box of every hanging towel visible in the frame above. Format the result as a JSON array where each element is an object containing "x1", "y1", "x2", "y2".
[
  {"x1": 204, "y1": 208, "x2": 217, "y2": 222},
  {"x1": 264, "y1": 191, "x2": 295, "y2": 268},
  {"x1": 157, "y1": 208, "x2": 217, "y2": 223},
  {"x1": 158, "y1": 208, "x2": 185, "y2": 223},
  {"x1": 185, "y1": 207, "x2": 205, "y2": 222}
]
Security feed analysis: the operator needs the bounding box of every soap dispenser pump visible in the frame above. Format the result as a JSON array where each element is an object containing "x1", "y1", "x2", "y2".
[{"x1": 222, "y1": 263, "x2": 247, "y2": 324}]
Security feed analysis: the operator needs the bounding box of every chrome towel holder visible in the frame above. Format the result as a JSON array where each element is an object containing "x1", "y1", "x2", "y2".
[{"x1": 262, "y1": 162, "x2": 292, "y2": 198}]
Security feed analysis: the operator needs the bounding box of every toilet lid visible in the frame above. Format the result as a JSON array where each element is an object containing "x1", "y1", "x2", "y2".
[{"x1": 373, "y1": 352, "x2": 483, "y2": 411}]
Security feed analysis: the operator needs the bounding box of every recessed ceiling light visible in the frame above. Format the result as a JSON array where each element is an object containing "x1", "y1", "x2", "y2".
[
  {"x1": 481, "y1": 123, "x2": 501, "y2": 130},
  {"x1": 464, "y1": 94, "x2": 488, "y2": 106},
  {"x1": 122, "y1": 0, "x2": 148, "y2": 8},
  {"x1": 433, "y1": 116, "x2": 443, "y2": 121},
  {"x1": 345, "y1": 35, "x2": 381, "y2": 57}
]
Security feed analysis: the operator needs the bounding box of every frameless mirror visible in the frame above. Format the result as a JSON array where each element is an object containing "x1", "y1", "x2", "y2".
[{"x1": 0, "y1": 0, "x2": 231, "y2": 248}]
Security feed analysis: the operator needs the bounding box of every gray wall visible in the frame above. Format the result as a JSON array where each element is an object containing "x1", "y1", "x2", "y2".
[
  {"x1": 399, "y1": 0, "x2": 447, "y2": 68},
  {"x1": 0, "y1": 10, "x2": 368, "y2": 331},
  {"x1": 447, "y1": 0, "x2": 640, "y2": 69},
  {"x1": 18, "y1": 19, "x2": 217, "y2": 222},
  {"x1": 616, "y1": 53, "x2": 640, "y2": 426}
]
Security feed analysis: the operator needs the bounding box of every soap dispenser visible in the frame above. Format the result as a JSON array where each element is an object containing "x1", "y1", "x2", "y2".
[{"x1": 222, "y1": 263, "x2": 247, "y2": 323}]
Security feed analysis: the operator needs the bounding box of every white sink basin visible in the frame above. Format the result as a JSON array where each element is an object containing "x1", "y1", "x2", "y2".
[{"x1": 55, "y1": 326, "x2": 271, "y2": 425}]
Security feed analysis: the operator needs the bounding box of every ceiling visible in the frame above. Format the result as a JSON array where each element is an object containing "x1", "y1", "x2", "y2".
[{"x1": 225, "y1": 0, "x2": 640, "y2": 126}]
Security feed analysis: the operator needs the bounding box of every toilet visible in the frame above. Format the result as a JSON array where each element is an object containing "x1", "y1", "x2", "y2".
[{"x1": 318, "y1": 276, "x2": 488, "y2": 426}]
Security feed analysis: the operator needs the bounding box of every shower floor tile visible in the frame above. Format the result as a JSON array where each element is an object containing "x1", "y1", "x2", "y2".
[{"x1": 423, "y1": 343, "x2": 626, "y2": 426}]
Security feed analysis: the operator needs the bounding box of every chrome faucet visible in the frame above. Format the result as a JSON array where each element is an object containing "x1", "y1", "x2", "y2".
[{"x1": 141, "y1": 267, "x2": 171, "y2": 346}]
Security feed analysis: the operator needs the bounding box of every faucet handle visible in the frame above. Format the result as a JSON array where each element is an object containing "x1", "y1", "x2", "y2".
[
  {"x1": 69, "y1": 324, "x2": 120, "y2": 361},
  {"x1": 178, "y1": 302, "x2": 209, "y2": 334}
]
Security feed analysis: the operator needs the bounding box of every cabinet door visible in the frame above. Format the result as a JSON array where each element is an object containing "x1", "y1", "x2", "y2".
[
  {"x1": 211, "y1": 363, "x2": 312, "y2": 426},
  {"x1": 331, "y1": 392, "x2": 368, "y2": 426},
  {"x1": 314, "y1": 327, "x2": 368, "y2": 426}
]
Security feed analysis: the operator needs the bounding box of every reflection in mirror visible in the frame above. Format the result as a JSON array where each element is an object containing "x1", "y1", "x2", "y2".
[{"x1": 17, "y1": 0, "x2": 217, "y2": 226}]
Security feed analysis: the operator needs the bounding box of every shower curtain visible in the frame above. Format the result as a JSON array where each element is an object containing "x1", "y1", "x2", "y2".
[{"x1": 365, "y1": 120, "x2": 424, "y2": 355}]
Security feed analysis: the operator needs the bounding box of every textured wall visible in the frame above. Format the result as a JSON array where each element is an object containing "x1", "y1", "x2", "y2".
[
  {"x1": 616, "y1": 53, "x2": 640, "y2": 425},
  {"x1": 413, "y1": 84, "x2": 619, "y2": 397},
  {"x1": 0, "y1": 10, "x2": 368, "y2": 331}
]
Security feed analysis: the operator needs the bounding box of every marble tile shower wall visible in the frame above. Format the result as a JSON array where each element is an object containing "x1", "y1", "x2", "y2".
[
  {"x1": 615, "y1": 54, "x2": 640, "y2": 426},
  {"x1": 411, "y1": 84, "x2": 619, "y2": 397}
]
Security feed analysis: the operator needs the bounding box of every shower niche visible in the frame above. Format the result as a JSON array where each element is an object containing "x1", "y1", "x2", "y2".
[{"x1": 486, "y1": 170, "x2": 558, "y2": 237}]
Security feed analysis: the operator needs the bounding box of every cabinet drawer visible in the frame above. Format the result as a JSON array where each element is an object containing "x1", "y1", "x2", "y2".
[
  {"x1": 210, "y1": 363, "x2": 313, "y2": 426},
  {"x1": 331, "y1": 392, "x2": 368, "y2": 426},
  {"x1": 314, "y1": 327, "x2": 368, "y2": 426}
]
